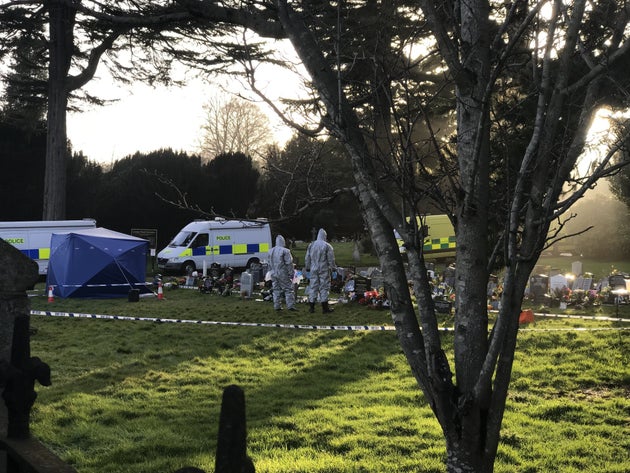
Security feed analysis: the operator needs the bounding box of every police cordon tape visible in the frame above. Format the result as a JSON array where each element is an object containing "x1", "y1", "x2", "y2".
[
  {"x1": 29, "y1": 309, "x2": 630, "y2": 332},
  {"x1": 30, "y1": 310, "x2": 396, "y2": 331},
  {"x1": 497, "y1": 311, "x2": 629, "y2": 323},
  {"x1": 29, "y1": 289, "x2": 630, "y2": 324}
]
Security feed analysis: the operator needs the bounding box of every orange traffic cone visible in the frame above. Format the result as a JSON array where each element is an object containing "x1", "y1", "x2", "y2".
[
  {"x1": 47, "y1": 286, "x2": 55, "y2": 303},
  {"x1": 157, "y1": 281, "x2": 164, "y2": 300},
  {"x1": 519, "y1": 309, "x2": 535, "y2": 325}
]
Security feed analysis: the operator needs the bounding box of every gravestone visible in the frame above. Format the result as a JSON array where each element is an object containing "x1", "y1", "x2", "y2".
[
  {"x1": 572, "y1": 276, "x2": 593, "y2": 291},
  {"x1": 0, "y1": 239, "x2": 39, "y2": 441},
  {"x1": 240, "y1": 272, "x2": 254, "y2": 297},
  {"x1": 529, "y1": 275, "x2": 548, "y2": 303},
  {"x1": 549, "y1": 274, "x2": 568, "y2": 292},
  {"x1": 608, "y1": 274, "x2": 628, "y2": 290},
  {"x1": 369, "y1": 268, "x2": 384, "y2": 291}
]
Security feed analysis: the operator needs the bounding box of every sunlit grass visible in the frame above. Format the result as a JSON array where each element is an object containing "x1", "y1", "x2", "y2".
[{"x1": 27, "y1": 286, "x2": 629, "y2": 473}]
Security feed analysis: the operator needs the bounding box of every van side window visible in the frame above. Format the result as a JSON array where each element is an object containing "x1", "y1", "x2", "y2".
[
  {"x1": 192, "y1": 233, "x2": 209, "y2": 248},
  {"x1": 171, "y1": 231, "x2": 195, "y2": 247}
]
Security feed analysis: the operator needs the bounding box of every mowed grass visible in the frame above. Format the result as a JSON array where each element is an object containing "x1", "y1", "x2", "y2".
[{"x1": 28, "y1": 285, "x2": 629, "y2": 473}]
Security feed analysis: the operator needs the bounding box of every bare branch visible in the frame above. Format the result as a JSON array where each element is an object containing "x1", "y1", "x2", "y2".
[{"x1": 143, "y1": 168, "x2": 355, "y2": 224}]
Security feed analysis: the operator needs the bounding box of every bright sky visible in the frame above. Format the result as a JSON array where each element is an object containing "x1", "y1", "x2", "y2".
[
  {"x1": 67, "y1": 75, "x2": 295, "y2": 164},
  {"x1": 66, "y1": 40, "x2": 303, "y2": 165},
  {"x1": 67, "y1": 80, "x2": 207, "y2": 164},
  {"x1": 576, "y1": 109, "x2": 620, "y2": 176}
]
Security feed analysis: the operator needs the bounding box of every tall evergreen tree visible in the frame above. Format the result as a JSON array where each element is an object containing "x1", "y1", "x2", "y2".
[
  {"x1": 0, "y1": 0, "x2": 238, "y2": 219},
  {"x1": 0, "y1": 1, "x2": 135, "y2": 219},
  {"x1": 94, "y1": 148, "x2": 210, "y2": 248},
  {"x1": 66, "y1": 151, "x2": 103, "y2": 219},
  {"x1": 0, "y1": 18, "x2": 48, "y2": 130},
  {"x1": 203, "y1": 152, "x2": 260, "y2": 217},
  {"x1": 0, "y1": 120, "x2": 46, "y2": 220}
]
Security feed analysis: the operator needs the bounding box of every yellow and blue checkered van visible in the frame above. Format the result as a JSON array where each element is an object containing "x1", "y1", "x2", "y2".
[
  {"x1": 0, "y1": 219, "x2": 97, "y2": 275},
  {"x1": 157, "y1": 218, "x2": 272, "y2": 273},
  {"x1": 394, "y1": 214, "x2": 456, "y2": 260}
]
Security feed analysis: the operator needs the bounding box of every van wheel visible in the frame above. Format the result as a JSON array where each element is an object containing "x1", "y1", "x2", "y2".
[
  {"x1": 246, "y1": 258, "x2": 260, "y2": 270},
  {"x1": 182, "y1": 261, "x2": 196, "y2": 275}
]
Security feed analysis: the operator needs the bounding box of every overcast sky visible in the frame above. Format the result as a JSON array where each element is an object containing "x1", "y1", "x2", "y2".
[
  {"x1": 66, "y1": 75, "x2": 297, "y2": 165},
  {"x1": 66, "y1": 47, "x2": 302, "y2": 165},
  {"x1": 67, "y1": 80, "x2": 207, "y2": 164}
]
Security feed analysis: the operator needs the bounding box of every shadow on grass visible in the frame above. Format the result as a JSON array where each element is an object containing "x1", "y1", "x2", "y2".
[{"x1": 30, "y1": 310, "x2": 440, "y2": 472}]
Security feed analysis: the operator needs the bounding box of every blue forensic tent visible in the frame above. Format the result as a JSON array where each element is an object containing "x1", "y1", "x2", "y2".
[{"x1": 46, "y1": 228, "x2": 151, "y2": 298}]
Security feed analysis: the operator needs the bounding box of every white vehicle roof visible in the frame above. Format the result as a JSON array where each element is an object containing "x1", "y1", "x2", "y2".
[
  {"x1": 0, "y1": 219, "x2": 96, "y2": 230},
  {"x1": 181, "y1": 219, "x2": 269, "y2": 231}
]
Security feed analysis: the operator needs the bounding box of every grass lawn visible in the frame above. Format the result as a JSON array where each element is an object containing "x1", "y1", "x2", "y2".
[{"x1": 26, "y1": 282, "x2": 630, "y2": 473}]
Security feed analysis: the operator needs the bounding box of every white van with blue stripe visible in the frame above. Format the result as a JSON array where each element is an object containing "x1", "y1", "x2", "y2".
[
  {"x1": 0, "y1": 219, "x2": 97, "y2": 275},
  {"x1": 157, "y1": 218, "x2": 272, "y2": 274}
]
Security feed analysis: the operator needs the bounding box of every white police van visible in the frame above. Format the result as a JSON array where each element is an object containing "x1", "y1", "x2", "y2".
[
  {"x1": 0, "y1": 219, "x2": 97, "y2": 275},
  {"x1": 157, "y1": 218, "x2": 272, "y2": 273}
]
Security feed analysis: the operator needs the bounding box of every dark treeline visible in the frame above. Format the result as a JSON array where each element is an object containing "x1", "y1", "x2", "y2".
[
  {"x1": 0, "y1": 120, "x2": 365, "y2": 249},
  {"x1": 4, "y1": 118, "x2": 628, "y2": 260}
]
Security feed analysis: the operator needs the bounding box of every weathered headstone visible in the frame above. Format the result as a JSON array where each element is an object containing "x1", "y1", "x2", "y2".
[
  {"x1": 0, "y1": 238, "x2": 38, "y2": 456},
  {"x1": 0, "y1": 239, "x2": 38, "y2": 367},
  {"x1": 549, "y1": 274, "x2": 568, "y2": 292},
  {"x1": 582, "y1": 277, "x2": 593, "y2": 291},
  {"x1": 573, "y1": 276, "x2": 593, "y2": 291},
  {"x1": 528, "y1": 275, "x2": 548, "y2": 303},
  {"x1": 608, "y1": 274, "x2": 628, "y2": 290}
]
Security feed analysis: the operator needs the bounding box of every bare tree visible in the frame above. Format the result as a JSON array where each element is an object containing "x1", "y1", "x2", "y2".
[{"x1": 198, "y1": 95, "x2": 272, "y2": 161}]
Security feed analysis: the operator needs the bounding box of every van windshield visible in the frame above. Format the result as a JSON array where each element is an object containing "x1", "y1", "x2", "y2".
[{"x1": 169, "y1": 231, "x2": 196, "y2": 247}]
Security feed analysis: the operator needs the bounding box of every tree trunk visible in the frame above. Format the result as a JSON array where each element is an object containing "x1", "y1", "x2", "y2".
[
  {"x1": 276, "y1": 1, "x2": 497, "y2": 470},
  {"x1": 446, "y1": 446, "x2": 484, "y2": 473},
  {"x1": 43, "y1": 78, "x2": 68, "y2": 220},
  {"x1": 273, "y1": 0, "x2": 623, "y2": 472},
  {"x1": 43, "y1": 0, "x2": 75, "y2": 220},
  {"x1": 447, "y1": 0, "x2": 494, "y2": 465}
]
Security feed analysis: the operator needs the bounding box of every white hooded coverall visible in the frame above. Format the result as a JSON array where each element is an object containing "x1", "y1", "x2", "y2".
[
  {"x1": 268, "y1": 235, "x2": 296, "y2": 310},
  {"x1": 304, "y1": 228, "x2": 336, "y2": 303}
]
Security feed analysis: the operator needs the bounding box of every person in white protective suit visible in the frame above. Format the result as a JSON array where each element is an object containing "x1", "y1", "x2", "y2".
[
  {"x1": 268, "y1": 235, "x2": 297, "y2": 311},
  {"x1": 304, "y1": 228, "x2": 336, "y2": 313}
]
